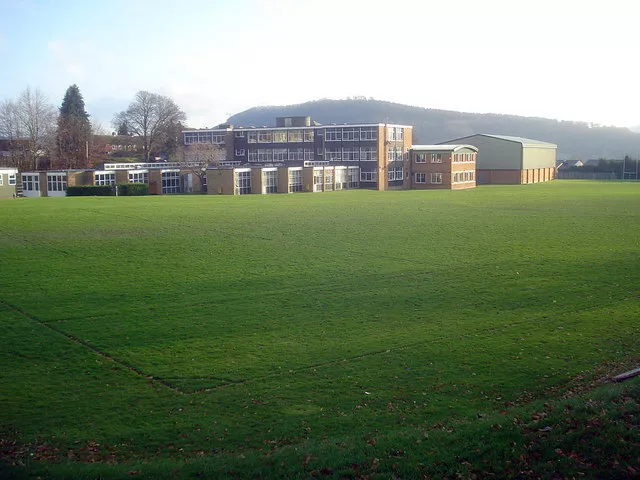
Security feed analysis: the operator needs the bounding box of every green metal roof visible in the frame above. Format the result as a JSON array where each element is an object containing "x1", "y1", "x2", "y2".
[{"x1": 477, "y1": 134, "x2": 557, "y2": 148}]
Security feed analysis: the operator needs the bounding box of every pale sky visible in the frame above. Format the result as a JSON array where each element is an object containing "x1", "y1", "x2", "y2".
[{"x1": 1, "y1": 0, "x2": 638, "y2": 130}]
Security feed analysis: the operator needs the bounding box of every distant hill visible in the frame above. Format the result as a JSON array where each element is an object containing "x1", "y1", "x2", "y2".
[{"x1": 227, "y1": 99, "x2": 640, "y2": 160}]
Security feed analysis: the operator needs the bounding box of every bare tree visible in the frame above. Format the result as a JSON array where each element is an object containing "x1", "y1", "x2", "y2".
[
  {"x1": 15, "y1": 88, "x2": 56, "y2": 170},
  {"x1": 181, "y1": 142, "x2": 226, "y2": 192},
  {"x1": 0, "y1": 99, "x2": 28, "y2": 170},
  {"x1": 113, "y1": 91, "x2": 186, "y2": 161}
]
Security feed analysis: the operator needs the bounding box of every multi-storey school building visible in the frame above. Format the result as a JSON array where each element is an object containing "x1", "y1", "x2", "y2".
[{"x1": 183, "y1": 116, "x2": 413, "y2": 194}]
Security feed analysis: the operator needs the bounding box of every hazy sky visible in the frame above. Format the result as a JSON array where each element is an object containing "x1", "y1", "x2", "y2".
[{"x1": 1, "y1": 0, "x2": 638, "y2": 130}]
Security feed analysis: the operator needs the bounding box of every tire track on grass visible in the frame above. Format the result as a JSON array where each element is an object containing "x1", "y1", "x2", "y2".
[{"x1": 0, "y1": 299, "x2": 186, "y2": 395}]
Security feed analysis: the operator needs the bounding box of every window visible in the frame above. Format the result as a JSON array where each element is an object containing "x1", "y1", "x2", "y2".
[
  {"x1": 431, "y1": 153, "x2": 442, "y2": 163},
  {"x1": 257, "y1": 149, "x2": 273, "y2": 162},
  {"x1": 313, "y1": 168, "x2": 324, "y2": 192},
  {"x1": 22, "y1": 174, "x2": 39, "y2": 191},
  {"x1": 162, "y1": 171, "x2": 180, "y2": 194},
  {"x1": 430, "y1": 173, "x2": 443, "y2": 184},
  {"x1": 272, "y1": 130, "x2": 287, "y2": 143},
  {"x1": 95, "y1": 172, "x2": 115, "y2": 186},
  {"x1": 360, "y1": 147, "x2": 377, "y2": 162},
  {"x1": 325, "y1": 148, "x2": 342, "y2": 162},
  {"x1": 415, "y1": 172, "x2": 426, "y2": 183},
  {"x1": 262, "y1": 169, "x2": 278, "y2": 193},
  {"x1": 303, "y1": 149, "x2": 314, "y2": 161},
  {"x1": 248, "y1": 150, "x2": 259, "y2": 162},
  {"x1": 348, "y1": 167, "x2": 359, "y2": 188},
  {"x1": 258, "y1": 131, "x2": 272, "y2": 143},
  {"x1": 303, "y1": 130, "x2": 314, "y2": 142},
  {"x1": 335, "y1": 168, "x2": 347, "y2": 190},
  {"x1": 129, "y1": 171, "x2": 149, "y2": 184},
  {"x1": 235, "y1": 149, "x2": 245, "y2": 156},
  {"x1": 288, "y1": 130, "x2": 303, "y2": 142},
  {"x1": 288, "y1": 148, "x2": 304, "y2": 162},
  {"x1": 0, "y1": 175, "x2": 3, "y2": 186},
  {"x1": 235, "y1": 131, "x2": 245, "y2": 138},
  {"x1": 212, "y1": 133, "x2": 225, "y2": 144},
  {"x1": 288, "y1": 168, "x2": 303, "y2": 192},
  {"x1": 47, "y1": 173, "x2": 67, "y2": 192},
  {"x1": 273, "y1": 148, "x2": 288, "y2": 162},
  {"x1": 8, "y1": 174, "x2": 16, "y2": 186},
  {"x1": 415, "y1": 153, "x2": 426, "y2": 163},
  {"x1": 388, "y1": 167, "x2": 403, "y2": 181},
  {"x1": 387, "y1": 147, "x2": 403, "y2": 163},
  {"x1": 342, "y1": 128, "x2": 359, "y2": 141},
  {"x1": 342, "y1": 147, "x2": 359, "y2": 161},
  {"x1": 235, "y1": 170, "x2": 251, "y2": 195},
  {"x1": 247, "y1": 132, "x2": 258, "y2": 143},
  {"x1": 360, "y1": 127, "x2": 377, "y2": 140},
  {"x1": 387, "y1": 127, "x2": 404, "y2": 142},
  {"x1": 324, "y1": 169, "x2": 334, "y2": 191},
  {"x1": 360, "y1": 171, "x2": 377, "y2": 182},
  {"x1": 324, "y1": 128, "x2": 342, "y2": 141}
]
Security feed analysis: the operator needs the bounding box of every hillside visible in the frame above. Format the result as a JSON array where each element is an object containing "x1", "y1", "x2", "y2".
[{"x1": 227, "y1": 99, "x2": 640, "y2": 160}]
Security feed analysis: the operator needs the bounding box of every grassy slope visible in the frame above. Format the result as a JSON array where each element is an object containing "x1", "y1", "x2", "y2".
[{"x1": 0, "y1": 181, "x2": 638, "y2": 478}]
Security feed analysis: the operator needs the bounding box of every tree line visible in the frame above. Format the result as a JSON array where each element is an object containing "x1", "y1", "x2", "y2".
[{"x1": 0, "y1": 85, "x2": 187, "y2": 171}]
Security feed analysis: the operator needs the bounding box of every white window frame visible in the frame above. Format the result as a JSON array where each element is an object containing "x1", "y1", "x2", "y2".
[
  {"x1": 348, "y1": 166, "x2": 359, "y2": 188},
  {"x1": 8, "y1": 173, "x2": 16, "y2": 186},
  {"x1": 235, "y1": 149, "x2": 245, "y2": 156},
  {"x1": 431, "y1": 153, "x2": 442, "y2": 163},
  {"x1": 128, "y1": 170, "x2": 149, "y2": 184},
  {"x1": 430, "y1": 173, "x2": 443, "y2": 184},
  {"x1": 360, "y1": 127, "x2": 377, "y2": 141},
  {"x1": 262, "y1": 168, "x2": 278, "y2": 194},
  {"x1": 288, "y1": 168, "x2": 303, "y2": 192},
  {"x1": 161, "y1": 170, "x2": 181, "y2": 194},
  {"x1": 22, "y1": 174, "x2": 40, "y2": 192},
  {"x1": 235, "y1": 131, "x2": 245, "y2": 138},
  {"x1": 415, "y1": 172, "x2": 426, "y2": 184},
  {"x1": 324, "y1": 128, "x2": 342, "y2": 142},
  {"x1": 94, "y1": 171, "x2": 116, "y2": 186},
  {"x1": 415, "y1": 153, "x2": 426, "y2": 163},
  {"x1": 235, "y1": 170, "x2": 252, "y2": 195},
  {"x1": 360, "y1": 171, "x2": 377, "y2": 182},
  {"x1": 47, "y1": 173, "x2": 67, "y2": 192},
  {"x1": 360, "y1": 147, "x2": 377, "y2": 162}
]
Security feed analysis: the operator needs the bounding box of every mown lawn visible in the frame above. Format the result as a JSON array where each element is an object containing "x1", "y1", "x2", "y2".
[{"x1": 0, "y1": 181, "x2": 638, "y2": 478}]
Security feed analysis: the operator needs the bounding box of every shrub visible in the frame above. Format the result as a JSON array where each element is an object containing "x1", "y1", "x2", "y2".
[
  {"x1": 117, "y1": 183, "x2": 149, "y2": 196},
  {"x1": 67, "y1": 185, "x2": 114, "y2": 196}
]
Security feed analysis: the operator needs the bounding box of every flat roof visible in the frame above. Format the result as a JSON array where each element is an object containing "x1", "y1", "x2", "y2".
[
  {"x1": 183, "y1": 123, "x2": 412, "y2": 133},
  {"x1": 411, "y1": 144, "x2": 478, "y2": 152}
]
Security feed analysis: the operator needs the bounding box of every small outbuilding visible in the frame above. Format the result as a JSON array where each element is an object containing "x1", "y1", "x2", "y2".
[
  {"x1": 0, "y1": 168, "x2": 18, "y2": 198},
  {"x1": 440, "y1": 134, "x2": 557, "y2": 185}
]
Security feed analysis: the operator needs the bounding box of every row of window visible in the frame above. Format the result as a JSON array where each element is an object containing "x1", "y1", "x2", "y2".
[
  {"x1": 235, "y1": 167, "x2": 363, "y2": 195},
  {"x1": 415, "y1": 153, "x2": 443, "y2": 163},
  {"x1": 324, "y1": 127, "x2": 379, "y2": 142},
  {"x1": 245, "y1": 148, "x2": 315, "y2": 162},
  {"x1": 184, "y1": 132, "x2": 226, "y2": 145},
  {"x1": 325, "y1": 147, "x2": 378, "y2": 162},
  {"x1": 415, "y1": 172, "x2": 443, "y2": 184},
  {"x1": 453, "y1": 171, "x2": 475, "y2": 183},
  {"x1": 453, "y1": 153, "x2": 475, "y2": 162},
  {"x1": 245, "y1": 130, "x2": 315, "y2": 144}
]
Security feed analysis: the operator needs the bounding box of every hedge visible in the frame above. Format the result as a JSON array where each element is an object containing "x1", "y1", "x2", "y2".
[
  {"x1": 67, "y1": 185, "x2": 114, "y2": 196},
  {"x1": 117, "y1": 183, "x2": 149, "y2": 196}
]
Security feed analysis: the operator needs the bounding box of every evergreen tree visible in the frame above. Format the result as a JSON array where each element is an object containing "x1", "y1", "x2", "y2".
[{"x1": 56, "y1": 84, "x2": 91, "y2": 169}]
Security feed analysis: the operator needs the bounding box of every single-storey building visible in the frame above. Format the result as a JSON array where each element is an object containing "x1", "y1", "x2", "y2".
[
  {"x1": 0, "y1": 168, "x2": 18, "y2": 198},
  {"x1": 439, "y1": 134, "x2": 557, "y2": 185}
]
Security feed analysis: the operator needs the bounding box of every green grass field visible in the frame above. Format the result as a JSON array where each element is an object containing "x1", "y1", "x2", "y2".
[{"x1": 1, "y1": 181, "x2": 639, "y2": 478}]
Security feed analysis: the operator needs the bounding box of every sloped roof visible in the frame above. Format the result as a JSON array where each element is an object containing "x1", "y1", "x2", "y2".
[
  {"x1": 411, "y1": 144, "x2": 478, "y2": 152},
  {"x1": 441, "y1": 134, "x2": 557, "y2": 149},
  {"x1": 480, "y1": 134, "x2": 557, "y2": 148}
]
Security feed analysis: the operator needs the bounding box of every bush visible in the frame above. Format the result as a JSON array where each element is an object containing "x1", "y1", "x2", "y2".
[
  {"x1": 117, "y1": 183, "x2": 149, "y2": 196},
  {"x1": 67, "y1": 185, "x2": 114, "y2": 196}
]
